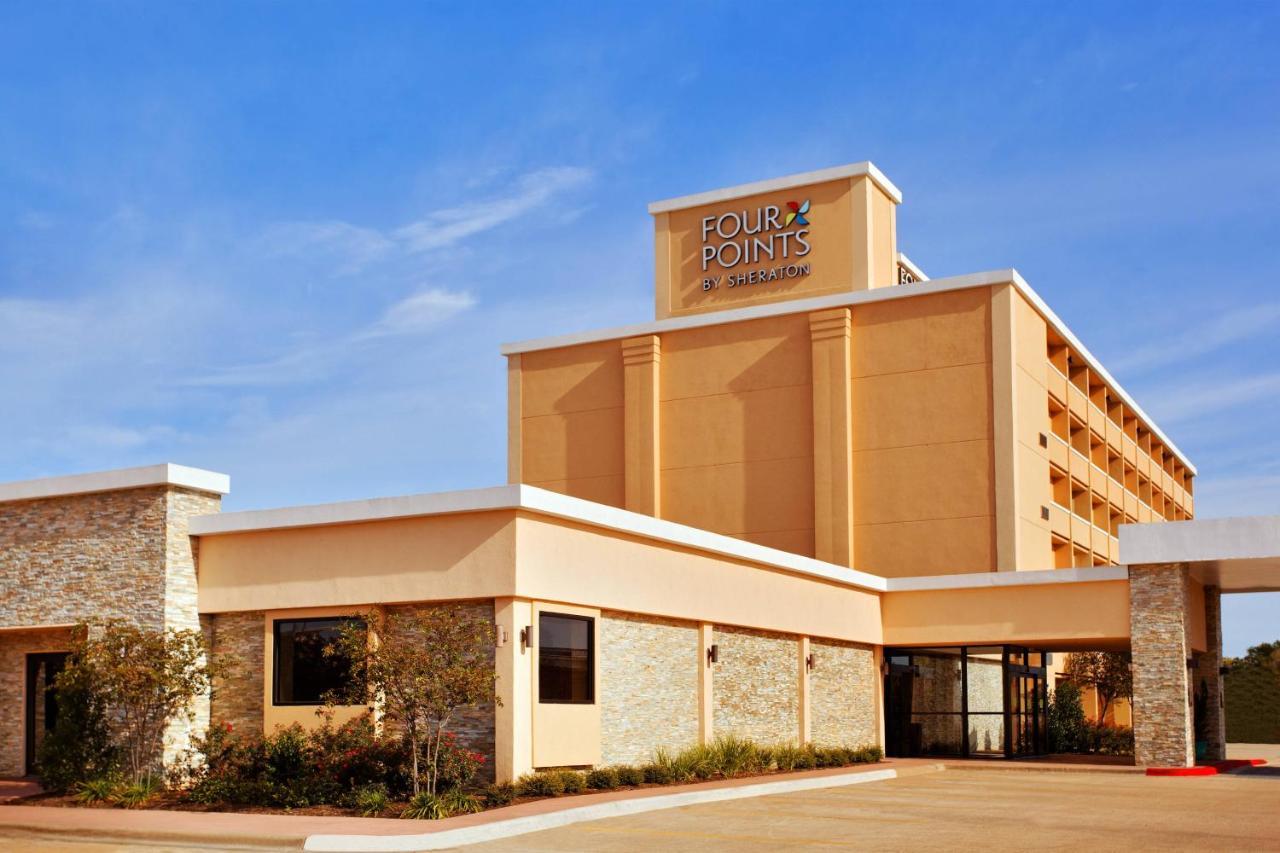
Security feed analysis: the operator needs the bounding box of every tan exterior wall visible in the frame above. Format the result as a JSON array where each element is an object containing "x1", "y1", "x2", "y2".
[
  {"x1": 514, "y1": 514, "x2": 883, "y2": 646},
  {"x1": 881, "y1": 580, "x2": 1131, "y2": 649},
  {"x1": 712, "y1": 626, "x2": 800, "y2": 745},
  {"x1": 207, "y1": 611, "x2": 265, "y2": 735},
  {"x1": 196, "y1": 512, "x2": 517, "y2": 614},
  {"x1": 0, "y1": 628, "x2": 75, "y2": 776},
  {"x1": 660, "y1": 314, "x2": 815, "y2": 554},
  {"x1": 598, "y1": 611, "x2": 700, "y2": 765},
  {"x1": 518, "y1": 340, "x2": 625, "y2": 507},
  {"x1": 851, "y1": 287, "x2": 995, "y2": 576},
  {"x1": 808, "y1": 639, "x2": 877, "y2": 747}
]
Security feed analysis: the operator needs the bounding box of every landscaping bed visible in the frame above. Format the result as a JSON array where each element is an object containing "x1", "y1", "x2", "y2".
[{"x1": 16, "y1": 728, "x2": 883, "y2": 821}]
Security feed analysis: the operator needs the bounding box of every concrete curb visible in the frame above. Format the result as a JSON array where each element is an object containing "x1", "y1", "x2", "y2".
[{"x1": 304, "y1": 764, "x2": 944, "y2": 852}]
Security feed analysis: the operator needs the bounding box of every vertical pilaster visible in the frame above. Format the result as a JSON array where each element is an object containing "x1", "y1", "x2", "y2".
[
  {"x1": 494, "y1": 597, "x2": 534, "y2": 783},
  {"x1": 798, "y1": 636, "x2": 812, "y2": 744},
  {"x1": 1195, "y1": 585, "x2": 1227, "y2": 761},
  {"x1": 698, "y1": 622, "x2": 714, "y2": 744},
  {"x1": 507, "y1": 355, "x2": 523, "y2": 484},
  {"x1": 623, "y1": 335, "x2": 662, "y2": 517},
  {"x1": 809, "y1": 308, "x2": 854, "y2": 565},
  {"x1": 991, "y1": 284, "x2": 1020, "y2": 572},
  {"x1": 1130, "y1": 563, "x2": 1195, "y2": 767}
]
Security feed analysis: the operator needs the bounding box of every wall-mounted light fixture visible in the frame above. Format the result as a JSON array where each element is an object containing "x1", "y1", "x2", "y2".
[
  {"x1": 496, "y1": 626, "x2": 508, "y2": 647},
  {"x1": 707, "y1": 644, "x2": 719, "y2": 666},
  {"x1": 520, "y1": 626, "x2": 532, "y2": 652},
  {"x1": 805, "y1": 653, "x2": 815, "y2": 673}
]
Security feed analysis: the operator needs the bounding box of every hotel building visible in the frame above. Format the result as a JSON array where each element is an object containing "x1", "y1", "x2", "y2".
[{"x1": 2, "y1": 162, "x2": 1274, "y2": 781}]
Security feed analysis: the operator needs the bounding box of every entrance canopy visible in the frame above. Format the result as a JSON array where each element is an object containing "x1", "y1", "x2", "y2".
[{"x1": 1121, "y1": 516, "x2": 1280, "y2": 593}]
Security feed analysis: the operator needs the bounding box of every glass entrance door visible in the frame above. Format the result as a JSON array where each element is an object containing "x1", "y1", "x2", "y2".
[
  {"x1": 1004, "y1": 649, "x2": 1048, "y2": 757},
  {"x1": 25, "y1": 652, "x2": 68, "y2": 775}
]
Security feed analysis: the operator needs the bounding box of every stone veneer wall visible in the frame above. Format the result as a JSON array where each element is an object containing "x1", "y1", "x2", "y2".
[
  {"x1": 1129, "y1": 564, "x2": 1194, "y2": 767},
  {"x1": 207, "y1": 611, "x2": 266, "y2": 735},
  {"x1": 966, "y1": 657, "x2": 1004, "y2": 755},
  {"x1": 808, "y1": 639, "x2": 876, "y2": 747},
  {"x1": 0, "y1": 484, "x2": 221, "y2": 774},
  {"x1": 713, "y1": 626, "x2": 799, "y2": 745},
  {"x1": 384, "y1": 601, "x2": 497, "y2": 781},
  {"x1": 599, "y1": 611, "x2": 700, "y2": 765},
  {"x1": 0, "y1": 629, "x2": 76, "y2": 776},
  {"x1": 1193, "y1": 585, "x2": 1226, "y2": 761}
]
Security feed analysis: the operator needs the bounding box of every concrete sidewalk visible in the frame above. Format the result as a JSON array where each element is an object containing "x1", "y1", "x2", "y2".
[{"x1": 0, "y1": 759, "x2": 935, "y2": 850}]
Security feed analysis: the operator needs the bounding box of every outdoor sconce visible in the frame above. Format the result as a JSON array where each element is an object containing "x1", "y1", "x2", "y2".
[
  {"x1": 806, "y1": 653, "x2": 816, "y2": 673},
  {"x1": 520, "y1": 626, "x2": 532, "y2": 652},
  {"x1": 496, "y1": 626, "x2": 508, "y2": 647},
  {"x1": 879, "y1": 660, "x2": 889, "y2": 676},
  {"x1": 707, "y1": 644, "x2": 719, "y2": 666}
]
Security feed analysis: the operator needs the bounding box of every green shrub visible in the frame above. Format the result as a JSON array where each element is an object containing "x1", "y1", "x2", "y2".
[
  {"x1": 708, "y1": 734, "x2": 762, "y2": 777},
  {"x1": 36, "y1": 661, "x2": 118, "y2": 793},
  {"x1": 401, "y1": 790, "x2": 449, "y2": 820},
  {"x1": 75, "y1": 777, "x2": 120, "y2": 804},
  {"x1": 585, "y1": 768, "x2": 619, "y2": 790},
  {"x1": 516, "y1": 771, "x2": 564, "y2": 798},
  {"x1": 356, "y1": 785, "x2": 390, "y2": 817},
  {"x1": 114, "y1": 777, "x2": 162, "y2": 809},
  {"x1": 770, "y1": 743, "x2": 802, "y2": 772},
  {"x1": 441, "y1": 789, "x2": 484, "y2": 815},
  {"x1": 1048, "y1": 682, "x2": 1088, "y2": 753},
  {"x1": 1088, "y1": 723, "x2": 1134, "y2": 756},
  {"x1": 642, "y1": 763, "x2": 672, "y2": 785},
  {"x1": 615, "y1": 765, "x2": 644, "y2": 786},
  {"x1": 813, "y1": 747, "x2": 842, "y2": 768},
  {"x1": 555, "y1": 769, "x2": 585, "y2": 793},
  {"x1": 483, "y1": 781, "x2": 516, "y2": 807}
]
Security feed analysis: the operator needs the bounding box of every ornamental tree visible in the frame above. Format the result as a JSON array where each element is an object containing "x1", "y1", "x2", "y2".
[
  {"x1": 58, "y1": 621, "x2": 223, "y2": 785},
  {"x1": 1065, "y1": 651, "x2": 1133, "y2": 724},
  {"x1": 326, "y1": 607, "x2": 499, "y2": 796}
]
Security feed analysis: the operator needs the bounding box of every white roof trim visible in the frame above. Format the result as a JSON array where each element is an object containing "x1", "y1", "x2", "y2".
[
  {"x1": 884, "y1": 565, "x2": 1128, "y2": 592},
  {"x1": 189, "y1": 483, "x2": 1139, "y2": 597},
  {"x1": 647, "y1": 161, "x2": 903, "y2": 214},
  {"x1": 500, "y1": 268, "x2": 1195, "y2": 474},
  {"x1": 0, "y1": 463, "x2": 230, "y2": 503},
  {"x1": 896, "y1": 252, "x2": 928, "y2": 281}
]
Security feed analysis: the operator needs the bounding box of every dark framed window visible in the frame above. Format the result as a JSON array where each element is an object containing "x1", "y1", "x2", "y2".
[
  {"x1": 273, "y1": 617, "x2": 364, "y2": 706},
  {"x1": 538, "y1": 612, "x2": 594, "y2": 704}
]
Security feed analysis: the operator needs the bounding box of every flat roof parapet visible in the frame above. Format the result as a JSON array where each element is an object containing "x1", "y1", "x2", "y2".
[{"x1": 0, "y1": 463, "x2": 230, "y2": 503}]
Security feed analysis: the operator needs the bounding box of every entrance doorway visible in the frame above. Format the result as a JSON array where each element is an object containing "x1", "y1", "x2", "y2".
[
  {"x1": 883, "y1": 645, "x2": 1049, "y2": 759},
  {"x1": 24, "y1": 652, "x2": 68, "y2": 776}
]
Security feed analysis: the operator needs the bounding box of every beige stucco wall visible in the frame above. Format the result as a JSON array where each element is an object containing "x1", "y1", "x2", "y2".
[
  {"x1": 851, "y1": 287, "x2": 995, "y2": 577},
  {"x1": 196, "y1": 512, "x2": 517, "y2": 614},
  {"x1": 514, "y1": 514, "x2": 883, "y2": 646},
  {"x1": 599, "y1": 611, "x2": 700, "y2": 765},
  {"x1": 712, "y1": 626, "x2": 799, "y2": 745},
  {"x1": 808, "y1": 639, "x2": 877, "y2": 747},
  {"x1": 882, "y1": 579, "x2": 1131, "y2": 648}
]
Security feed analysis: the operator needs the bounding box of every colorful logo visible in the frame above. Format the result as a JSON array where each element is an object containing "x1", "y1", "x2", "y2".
[{"x1": 785, "y1": 199, "x2": 810, "y2": 228}]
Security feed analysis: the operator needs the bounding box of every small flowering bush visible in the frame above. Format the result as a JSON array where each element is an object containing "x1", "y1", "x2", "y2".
[{"x1": 184, "y1": 714, "x2": 414, "y2": 807}]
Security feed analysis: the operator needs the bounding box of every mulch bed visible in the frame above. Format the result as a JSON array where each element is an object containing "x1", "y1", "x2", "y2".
[{"x1": 5, "y1": 761, "x2": 885, "y2": 819}]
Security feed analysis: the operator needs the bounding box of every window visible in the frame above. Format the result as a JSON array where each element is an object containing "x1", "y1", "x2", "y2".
[
  {"x1": 273, "y1": 617, "x2": 364, "y2": 705},
  {"x1": 538, "y1": 612, "x2": 594, "y2": 704}
]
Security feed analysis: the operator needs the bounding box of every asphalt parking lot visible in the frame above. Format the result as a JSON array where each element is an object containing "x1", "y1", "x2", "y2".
[{"x1": 466, "y1": 753, "x2": 1280, "y2": 852}]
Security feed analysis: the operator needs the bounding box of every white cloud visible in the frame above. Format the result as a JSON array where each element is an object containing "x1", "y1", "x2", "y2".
[
  {"x1": 393, "y1": 167, "x2": 593, "y2": 253},
  {"x1": 356, "y1": 288, "x2": 476, "y2": 340},
  {"x1": 258, "y1": 220, "x2": 396, "y2": 275},
  {"x1": 1145, "y1": 371, "x2": 1280, "y2": 423},
  {"x1": 258, "y1": 166, "x2": 593, "y2": 275},
  {"x1": 1109, "y1": 302, "x2": 1280, "y2": 375}
]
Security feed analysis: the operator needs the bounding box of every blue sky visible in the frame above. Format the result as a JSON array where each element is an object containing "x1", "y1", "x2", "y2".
[{"x1": 1, "y1": 3, "x2": 1277, "y2": 654}]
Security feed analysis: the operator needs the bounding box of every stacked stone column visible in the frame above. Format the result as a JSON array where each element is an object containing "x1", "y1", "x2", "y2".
[
  {"x1": 1129, "y1": 563, "x2": 1194, "y2": 767},
  {"x1": 1193, "y1": 585, "x2": 1226, "y2": 761}
]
